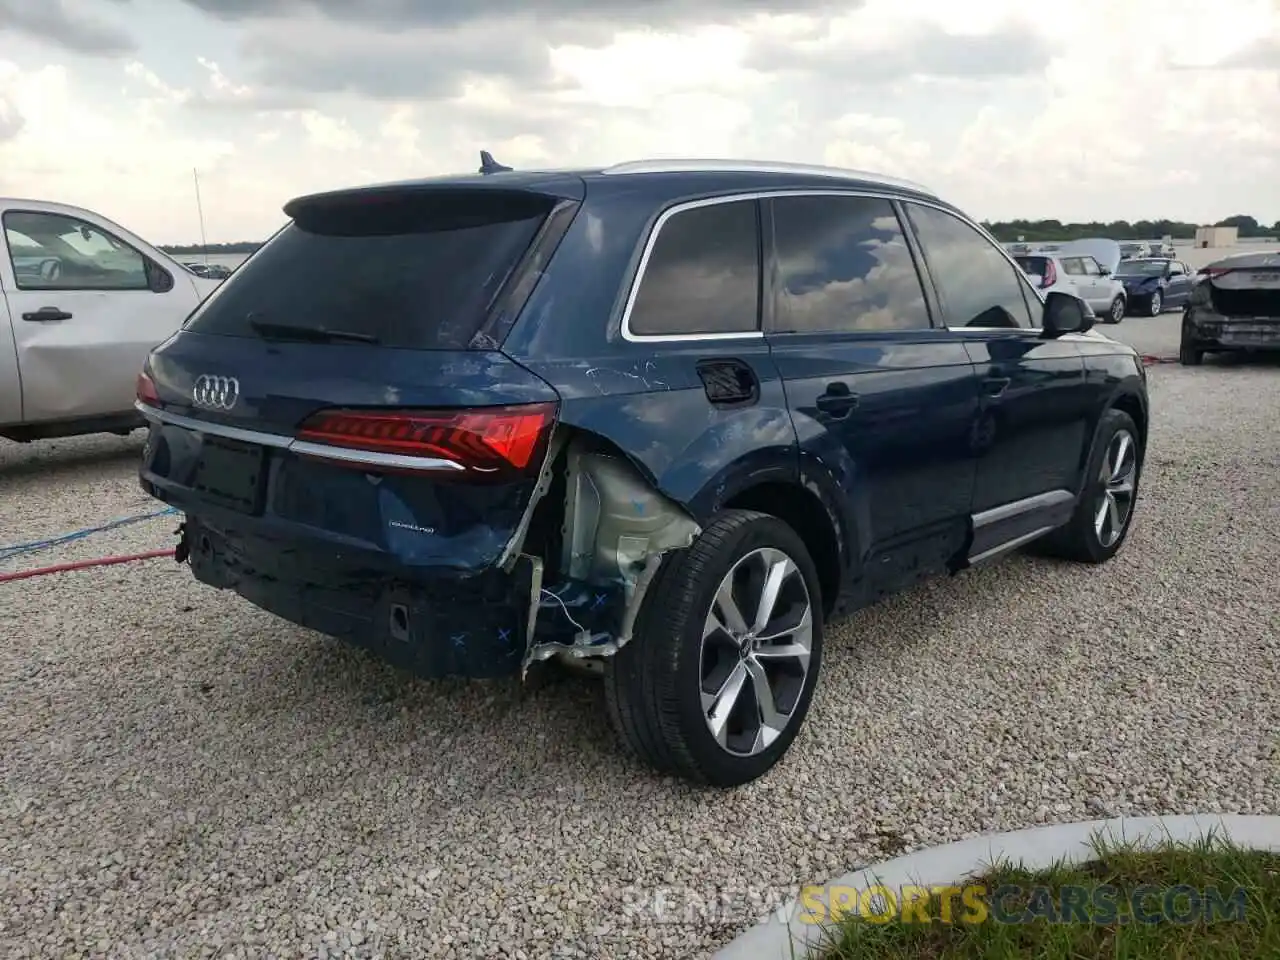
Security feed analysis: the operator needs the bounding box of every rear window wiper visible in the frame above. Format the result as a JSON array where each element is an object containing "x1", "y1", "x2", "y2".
[{"x1": 247, "y1": 317, "x2": 379, "y2": 345}]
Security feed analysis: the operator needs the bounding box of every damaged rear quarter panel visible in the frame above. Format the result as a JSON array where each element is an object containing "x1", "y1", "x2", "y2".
[
  {"x1": 498, "y1": 175, "x2": 812, "y2": 663},
  {"x1": 501, "y1": 176, "x2": 801, "y2": 524},
  {"x1": 512, "y1": 362, "x2": 799, "y2": 667},
  {"x1": 530, "y1": 355, "x2": 799, "y2": 519}
]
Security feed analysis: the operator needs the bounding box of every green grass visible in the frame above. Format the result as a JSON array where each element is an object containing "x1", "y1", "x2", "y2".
[{"x1": 813, "y1": 831, "x2": 1280, "y2": 960}]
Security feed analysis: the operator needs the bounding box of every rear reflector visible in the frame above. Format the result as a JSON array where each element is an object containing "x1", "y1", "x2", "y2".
[
  {"x1": 136, "y1": 371, "x2": 160, "y2": 407},
  {"x1": 296, "y1": 403, "x2": 557, "y2": 475}
]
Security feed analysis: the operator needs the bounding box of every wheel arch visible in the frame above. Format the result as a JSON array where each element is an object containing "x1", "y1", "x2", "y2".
[
  {"x1": 721, "y1": 480, "x2": 843, "y2": 617},
  {"x1": 1073, "y1": 381, "x2": 1148, "y2": 500},
  {"x1": 1109, "y1": 385, "x2": 1148, "y2": 455}
]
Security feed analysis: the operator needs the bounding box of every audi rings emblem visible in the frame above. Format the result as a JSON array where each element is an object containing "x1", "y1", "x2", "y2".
[{"x1": 191, "y1": 374, "x2": 240, "y2": 411}]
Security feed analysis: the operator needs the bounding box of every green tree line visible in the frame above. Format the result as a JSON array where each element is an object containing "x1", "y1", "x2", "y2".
[
  {"x1": 981, "y1": 214, "x2": 1279, "y2": 243},
  {"x1": 161, "y1": 215, "x2": 1279, "y2": 255},
  {"x1": 161, "y1": 241, "x2": 262, "y2": 255}
]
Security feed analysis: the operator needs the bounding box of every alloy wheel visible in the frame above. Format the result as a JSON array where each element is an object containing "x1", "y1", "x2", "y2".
[
  {"x1": 1111, "y1": 298, "x2": 1125, "y2": 323},
  {"x1": 1149, "y1": 290, "x2": 1162, "y2": 315},
  {"x1": 699, "y1": 546, "x2": 813, "y2": 757},
  {"x1": 1094, "y1": 429, "x2": 1137, "y2": 549}
]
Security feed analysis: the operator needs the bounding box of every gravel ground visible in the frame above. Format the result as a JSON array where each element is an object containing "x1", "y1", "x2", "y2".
[{"x1": 2, "y1": 362, "x2": 1279, "y2": 960}]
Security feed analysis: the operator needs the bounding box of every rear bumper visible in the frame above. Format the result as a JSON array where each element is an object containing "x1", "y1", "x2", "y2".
[
  {"x1": 180, "y1": 516, "x2": 539, "y2": 679},
  {"x1": 1185, "y1": 311, "x2": 1280, "y2": 350}
]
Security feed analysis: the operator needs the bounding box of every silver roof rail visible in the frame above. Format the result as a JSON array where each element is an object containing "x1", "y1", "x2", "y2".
[{"x1": 600, "y1": 158, "x2": 934, "y2": 195}]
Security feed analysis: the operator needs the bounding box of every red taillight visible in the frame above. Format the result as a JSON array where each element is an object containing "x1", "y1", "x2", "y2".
[
  {"x1": 296, "y1": 403, "x2": 557, "y2": 475},
  {"x1": 135, "y1": 371, "x2": 160, "y2": 407},
  {"x1": 1041, "y1": 259, "x2": 1057, "y2": 288}
]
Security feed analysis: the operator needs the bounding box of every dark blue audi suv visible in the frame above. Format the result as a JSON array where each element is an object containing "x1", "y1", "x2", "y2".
[{"x1": 136, "y1": 157, "x2": 1149, "y2": 787}]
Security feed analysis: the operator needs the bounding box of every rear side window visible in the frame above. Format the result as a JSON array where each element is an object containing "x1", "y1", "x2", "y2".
[
  {"x1": 1015, "y1": 255, "x2": 1051, "y2": 278},
  {"x1": 183, "y1": 189, "x2": 553, "y2": 350},
  {"x1": 770, "y1": 195, "x2": 930, "y2": 334},
  {"x1": 1061, "y1": 258, "x2": 1086, "y2": 276},
  {"x1": 627, "y1": 199, "x2": 759, "y2": 337},
  {"x1": 905, "y1": 204, "x2": 1035, "y2": 330}
]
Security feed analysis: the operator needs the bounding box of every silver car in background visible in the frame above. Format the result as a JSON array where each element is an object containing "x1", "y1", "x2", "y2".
[{"x1": 0, "y1": 198, "x2": 221, "y2": 442}]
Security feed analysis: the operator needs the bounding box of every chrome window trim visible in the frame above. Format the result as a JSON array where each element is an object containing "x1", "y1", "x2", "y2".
[
  {"x1": 619, "y1": 188, "x2": 1043, "y2": 344},
  {"x1": 136, "y1": 401, "x2": 466, "y2": 473},
  {"x1": 622, "y1": 187, "x2": 942, "y2": 343},
  {"x1": 620, "y1": 194, "x2": 766, "y2": 344}
]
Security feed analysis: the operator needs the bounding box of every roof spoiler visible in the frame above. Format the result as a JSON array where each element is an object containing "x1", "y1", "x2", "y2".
[{"x1": 479, "y1": 150, "x2": 513, "y2": 175}]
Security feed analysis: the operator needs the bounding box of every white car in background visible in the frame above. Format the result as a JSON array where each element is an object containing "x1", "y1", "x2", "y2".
[
  {"x1": 0, "y1": 198, "x2": 222, "y2": 442},
  {"x1": 1014, "y1": 244, "x2": 1128, "y2": 324}
]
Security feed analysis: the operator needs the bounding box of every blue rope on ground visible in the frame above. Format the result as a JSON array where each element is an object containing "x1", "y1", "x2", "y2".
[{"x1": 0, "y1": 506, "x2": 180, "y2": 563}]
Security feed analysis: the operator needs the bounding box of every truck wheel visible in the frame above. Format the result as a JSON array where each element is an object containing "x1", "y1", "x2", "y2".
[
  {"x1": 604, "y1": 509, "x2": 824, "y2": 787},
  {"x1": 1035, "y1": 409, "x2": 1141, "y2": 564},
  {"x1": 1178, "y1": 339, "x2": 1203, "y2": 366}
]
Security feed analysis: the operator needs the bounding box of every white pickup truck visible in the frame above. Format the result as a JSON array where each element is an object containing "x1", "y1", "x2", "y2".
[{"x1": 0, "y1": 199, "x2": 222, "y2": 442}]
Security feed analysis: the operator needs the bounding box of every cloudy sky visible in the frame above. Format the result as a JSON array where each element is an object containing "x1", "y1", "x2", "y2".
[{"x1": 0, "y1": 0, "x2": 1276, "y2": 243}]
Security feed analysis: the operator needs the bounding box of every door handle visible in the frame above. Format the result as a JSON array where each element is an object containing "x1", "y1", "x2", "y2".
[
  {"x1": 982, "y1": 376, "x2": 1011, "y2": 398},
  {"x1": 815, "y1": 383, "x2": 859, "y2": 418},
  {"x1": 22, "y1": 307, "x2": 73, "y2": 322}
]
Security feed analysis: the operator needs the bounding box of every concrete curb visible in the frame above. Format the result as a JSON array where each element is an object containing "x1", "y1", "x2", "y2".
[{"x1": 710, "y1": 814, "x2": 1280, "y2": 960}]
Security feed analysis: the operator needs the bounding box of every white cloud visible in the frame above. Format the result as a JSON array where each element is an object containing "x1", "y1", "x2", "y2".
[{"x1": 0, "y1": 0, "x2": 1275, "y2": 242}]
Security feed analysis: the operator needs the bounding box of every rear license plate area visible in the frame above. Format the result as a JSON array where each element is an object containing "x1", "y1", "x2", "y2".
[
  {"x1": 1220, "y1": 325, "x2": 1280, "y2": 345},
  {"x1": 193, "y1": 436, "x2": 267, "y2": 514}
]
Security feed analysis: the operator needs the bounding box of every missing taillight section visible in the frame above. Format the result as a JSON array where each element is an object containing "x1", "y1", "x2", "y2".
[
  {"x1": 135, "y1": 371, "x2": 160, "y2": 407},
  {"x1": 296, "y1": 402, "x2": 557, "y2": 476}
]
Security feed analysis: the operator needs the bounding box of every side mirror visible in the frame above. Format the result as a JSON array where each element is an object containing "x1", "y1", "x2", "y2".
[
  {"x1": 1041, "y1": 291, "x2": 1093, "y2": 338},
  {"x1": 1098, "y1": 265, "x2": 1111, "y2": 276}
]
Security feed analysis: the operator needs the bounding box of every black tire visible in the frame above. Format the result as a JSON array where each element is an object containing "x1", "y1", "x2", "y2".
[
  {"x1": 1035, "y1": 408, "x2": 1142, "y2": 564},
  {"x1": 1178, "y1": 339, "x2": 1203, "y2": 366},
  {"x1": 1107, "y1": 296, "x2": 1125, "y2": 324},
  {"x1": 603, "y1": 509, "x2": 824, "y2": 787}
]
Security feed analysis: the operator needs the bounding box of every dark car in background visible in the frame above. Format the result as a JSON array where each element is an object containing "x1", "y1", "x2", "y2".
[
  {"x1": 134, "y1": 157, "x2": 1149, "y2": 786},
  {"x1": 1115, "y1": 257, "x2": 1194, "y2": 316},
  {"x1": 1180, "y1": 252, "x2": 1280, "y2": 365},
  {"x1": 183, "y1": 261, "x2": 232, "y2": 280}
]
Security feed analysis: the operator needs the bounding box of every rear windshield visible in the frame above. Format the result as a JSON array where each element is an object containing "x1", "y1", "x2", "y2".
[
  {"x1": 1116, "y1": 260, "x2": 1166, "y2": 277},
  {"x1": 183, "y1": 189, "x2": 553, "y2": 350},
  {"x1": 1015, "y1": 255, "x2": 1050, "y2": 274}
]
